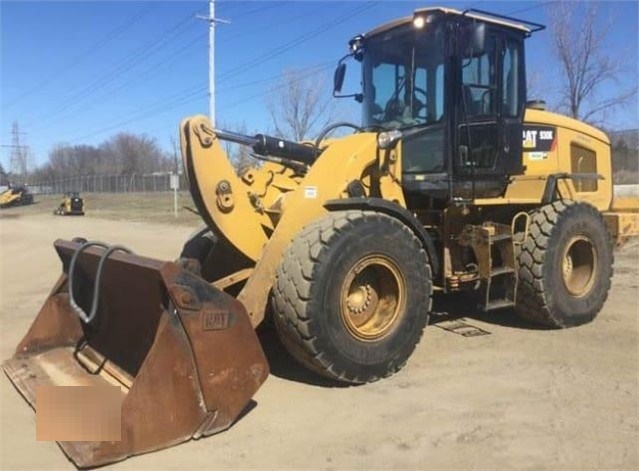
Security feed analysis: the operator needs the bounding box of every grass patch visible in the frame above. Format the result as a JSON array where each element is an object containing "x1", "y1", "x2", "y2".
[{"x1": 0, "y1": 192, "x2": 203, "y2": 226}]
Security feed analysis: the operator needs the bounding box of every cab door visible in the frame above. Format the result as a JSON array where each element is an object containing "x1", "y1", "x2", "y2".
[
  {"x1": 453, "y1": 25, "x2": 525, "y2": 198},
  {"x1": 499, "y1": 34, "x2": 525, "y2": 175}
]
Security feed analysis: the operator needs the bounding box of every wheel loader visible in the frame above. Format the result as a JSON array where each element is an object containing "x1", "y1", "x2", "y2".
[
  {"x1": 4, "y1": 6, "x2": 639, "y2": 468},
  {"x1": 0, "y1": 184, "x2": 34, "y2": 208}
]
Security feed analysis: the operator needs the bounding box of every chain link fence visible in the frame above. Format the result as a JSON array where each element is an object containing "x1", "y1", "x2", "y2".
[{"x1": 27, "y1": 173, "x2": 188, "y2": 195}]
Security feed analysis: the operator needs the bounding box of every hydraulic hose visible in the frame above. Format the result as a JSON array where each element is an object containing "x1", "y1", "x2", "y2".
[{"x1": 67, "y1": 240, "x2": 133, "y2": 324}]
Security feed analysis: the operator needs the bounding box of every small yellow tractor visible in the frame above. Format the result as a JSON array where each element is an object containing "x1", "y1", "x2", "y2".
[
  {"x1": 53, "y1": 191, "x2": 85, "y2": 216},
  {"x1": 0, "y1": 184, "x2": 34, "y2": 209},
  {"x1": 3, "y1": 6, "x2": 638, "y2": 468}
]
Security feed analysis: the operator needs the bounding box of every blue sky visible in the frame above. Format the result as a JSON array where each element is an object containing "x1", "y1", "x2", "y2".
[{"x1": 1, "y1": 0, "x2": 638, "y2": 169}]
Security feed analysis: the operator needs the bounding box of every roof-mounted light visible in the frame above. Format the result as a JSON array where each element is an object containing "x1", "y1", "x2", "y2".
[
  {"x1": 348, "y1": 34, "x2": 364, "y2": 54},
  {"x1": 413, "y1": 12, "x2": 436, "y2": 30}
]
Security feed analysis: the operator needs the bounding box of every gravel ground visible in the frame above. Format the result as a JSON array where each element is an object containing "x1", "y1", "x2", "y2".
[{"x1": 0, "y1": 212, "x2": 637, "y2": 470}]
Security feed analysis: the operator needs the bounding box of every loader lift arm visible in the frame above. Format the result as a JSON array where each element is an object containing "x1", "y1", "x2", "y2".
[{"x1": 180, "y1": 115, "x2": 407, "y2": 327}]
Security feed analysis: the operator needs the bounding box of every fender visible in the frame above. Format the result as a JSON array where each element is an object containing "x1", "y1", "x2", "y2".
[
  {"x1": 324, "y1": 197, "x2": 440, "y2": 280},
  {"x1": 541, "y1": 172, "x2": 603, "y2": 204}
]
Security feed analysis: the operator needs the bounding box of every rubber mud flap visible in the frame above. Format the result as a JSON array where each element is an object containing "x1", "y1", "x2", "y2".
[{"x1": 2, "y1": 239, "x2": 269, "y2": 468}]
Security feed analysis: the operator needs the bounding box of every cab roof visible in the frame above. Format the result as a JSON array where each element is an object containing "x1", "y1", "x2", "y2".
[{"x1": 365, "y1": 6, "x2": 543, "y2": 38}]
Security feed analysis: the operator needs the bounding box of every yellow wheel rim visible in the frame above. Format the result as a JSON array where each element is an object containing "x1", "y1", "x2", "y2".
[
  {"x1": 562, "y1": 235, "x2": 597, "y2": 297},
  {"x1": 340, "y1": 255, "x2": 406, "y2": 341}
]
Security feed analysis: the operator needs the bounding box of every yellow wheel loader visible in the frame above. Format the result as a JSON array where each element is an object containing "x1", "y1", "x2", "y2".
[
  {"x1": 4, "y1": 6, "x2": 638, "y2": 468},
  {"x1": 0, "y1": 184, "x2": 34, "y2": 208}
]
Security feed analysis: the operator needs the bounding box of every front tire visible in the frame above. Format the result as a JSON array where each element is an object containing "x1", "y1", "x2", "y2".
[
  {"x1": 515, "y1": 200, "x2": 614, "y2": 328},
  {"x1": 272, "y1": 210, "x2": 433, "y2": 384}
]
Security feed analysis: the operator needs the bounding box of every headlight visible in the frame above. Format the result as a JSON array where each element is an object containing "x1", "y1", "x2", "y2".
[{"x1": 377, "y1": 130, "x2": 402, "y2": 149}]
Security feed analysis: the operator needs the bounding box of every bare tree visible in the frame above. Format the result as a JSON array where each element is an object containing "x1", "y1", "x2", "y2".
[
  {"x1": 169, "y1": 135, "x2": 181, "y2": 174},
  {"x1": 266, "y1": 68, "x2": 338, "y2": 141},
  {"x1": 100, "y1": 133, "x2": 166, "y2": 175},
  {"x1": 0, "y1": 162, "x2": 9, "y2": 186},
  {"x1": 547, "y1": 1, "x2": 637, "y2": 125},
  {"x1": 526, "y1": 71, "x2": 544, "y2": 102},
  {"x1": 29, "y1": 162, "x2": 57, "y2": 187},
  {"x1": 38, "y1": 133, "x2": 171, "y2": 181}
]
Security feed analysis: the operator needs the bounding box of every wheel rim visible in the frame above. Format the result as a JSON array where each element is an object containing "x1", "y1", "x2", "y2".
[
  {"x1": 562, "y1": 235, "x2": 597, "y2": 297},
  {"x1": 340, "y1": 255, "x2": 406, "y2": 341}
]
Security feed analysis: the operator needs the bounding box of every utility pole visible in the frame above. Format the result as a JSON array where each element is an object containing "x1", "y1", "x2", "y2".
[{"x1": 197, "y1": 1, "x2": 229, "y2": 127}]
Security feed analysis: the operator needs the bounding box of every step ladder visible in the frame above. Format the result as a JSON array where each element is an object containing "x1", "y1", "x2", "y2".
[{"x1": 458, "y1": 223, "x2": 518, "y2": 311}]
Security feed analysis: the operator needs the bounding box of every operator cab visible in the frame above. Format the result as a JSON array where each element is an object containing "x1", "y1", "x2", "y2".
[{"x1": 335, "y1": 7, "x2": 544, "y2": 202}]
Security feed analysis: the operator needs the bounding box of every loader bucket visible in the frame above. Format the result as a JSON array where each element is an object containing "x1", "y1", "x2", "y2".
[{"x1": 2, "y1": 239, "x2": 269, "y2": 468}]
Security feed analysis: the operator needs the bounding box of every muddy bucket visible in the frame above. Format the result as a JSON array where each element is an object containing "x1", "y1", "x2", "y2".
[{"x1": 2, "y1": 239, "x2": 269, "y2": 468}]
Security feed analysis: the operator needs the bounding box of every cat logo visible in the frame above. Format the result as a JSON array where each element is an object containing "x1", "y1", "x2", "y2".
[{"x1": 522, "y1": 126, "x2": 555, "y2": 152}]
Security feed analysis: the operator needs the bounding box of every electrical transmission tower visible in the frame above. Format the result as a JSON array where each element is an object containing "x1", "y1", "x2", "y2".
[{"x1": 1, "y1": 122, "x2": 29, "y2": 178}]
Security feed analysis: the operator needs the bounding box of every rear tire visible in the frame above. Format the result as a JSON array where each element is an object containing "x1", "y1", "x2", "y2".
[
  {"x1": 272, "y1": 210, "x2": 433, "y2": 384},
  {"x1": 515, "y1": 200, "x2": 613, "y2": 328}
]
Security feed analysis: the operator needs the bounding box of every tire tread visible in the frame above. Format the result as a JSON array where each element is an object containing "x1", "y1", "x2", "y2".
[
  {"x1": 515, "y1": 200, "x2": 614, "y2": 328},
  {"x1": 272, "y1": 210, "x2": 432, "y2": 383}
]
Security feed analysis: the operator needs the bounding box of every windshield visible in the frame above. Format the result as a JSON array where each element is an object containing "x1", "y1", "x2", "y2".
[{"x1": 362, "y1": 21, "x2": 445, "y2": 130}]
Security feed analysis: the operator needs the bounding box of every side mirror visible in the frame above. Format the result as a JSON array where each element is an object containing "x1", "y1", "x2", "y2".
[
  {"x1": 461, "y1": 22, "x2": 486, "y2": 58},
  {"x1": 333, "y1": 53, "x2": 362, "y2": 101},
  {"x1": 333, "y1": 63, "x2": 346, "y2": 95}
]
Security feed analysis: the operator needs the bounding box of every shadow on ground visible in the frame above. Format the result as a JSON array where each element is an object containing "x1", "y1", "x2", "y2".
[
  {"x1": 258, "y1": 292, "x2": 547, "y2": 386},
  {"x1": 256, "y1": 319, "x2": 349, "y2": 389},
  {"x1": 429, "y1": 292, "x2": 548, "y2": 330}
]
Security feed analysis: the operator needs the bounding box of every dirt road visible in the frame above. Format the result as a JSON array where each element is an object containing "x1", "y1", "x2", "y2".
[{"x1": 1, "y1": 213, "x2": 637, "y2": 470}]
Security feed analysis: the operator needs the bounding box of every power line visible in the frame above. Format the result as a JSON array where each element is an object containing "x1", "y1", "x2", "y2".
[
  {"x1": 30, "y1": 2, "x2": 288, "y2": 128},
  {"x1": 70, "y1": 61, "x2": 337, "y2": 142},
  {"x1": 88, "y1": 2, "x2": 313, "y2": 108},
  {"x1": 222, "y1": 60, "x2": 336, "y2": 93},
  {"x1": 505, "y1": 1, "x2": 556, "y2": 16},
  {"x1": 30, "y1": 6, "x2": 203, "y2": 126},
  {"x1": 197, "y1": 0, "x2": 330, "y2": 125},
  {"x1": 223, "y1": 64, "x2": 335, "y2": 111},
  {"x1": 217, "y1": 2, "x2": 379, "y2": 84},
  {"x1": 220, "y1": 2, "x2": 320, "y2": 43},
  {"x1": 223, "y1": 1, "x2": 278, "y2": 23},
  {"x1": 2, "y1": 5, "x2": 151, "y2": 109},
  {"x1": 43, "y1": 2, "x2": 287, "y2": 125},
  {"x1": 63, "y1": 3, "x2": 379, "y2": 143},
  {"x1": 44, "y1": 20, "x2": 196, "y2": 120},
  {"x1": 51, "y1": 30, "x2": 209, "y2": 125},
  {"x1": 464, "y1": 1, "x2": 486, "y2": 9},
  {"x1": 71, "y1": 87, "x2": 209, "y2": 142},
  {"x1": 148, "y1": 62, "x2": 338, "y2": 138}
]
